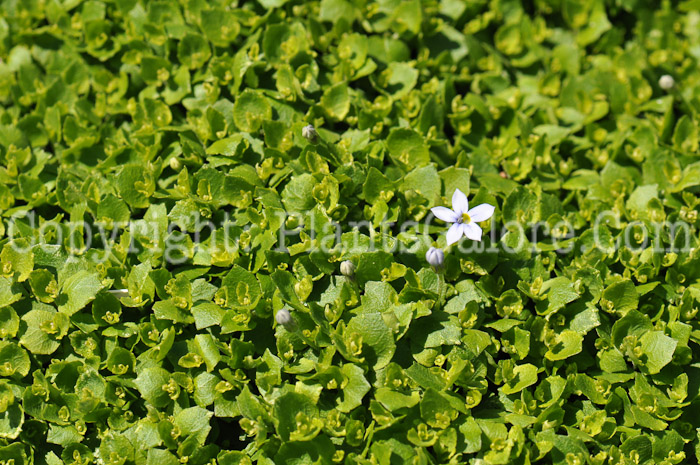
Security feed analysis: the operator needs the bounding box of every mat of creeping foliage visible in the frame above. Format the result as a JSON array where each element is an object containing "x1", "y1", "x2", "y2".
[{"x1": 2, "y1": 0, "x2": 700, "y2": 464}]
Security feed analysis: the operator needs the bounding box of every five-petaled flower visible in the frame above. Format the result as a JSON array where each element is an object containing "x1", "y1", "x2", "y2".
[{"x1": 431, "y1": 189, "x2": 495, "y2": 246}]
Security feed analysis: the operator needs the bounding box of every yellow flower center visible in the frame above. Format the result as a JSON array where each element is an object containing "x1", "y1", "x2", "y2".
[{"x1": 461, "y1": 212, "x2": 471, "y2": 224}]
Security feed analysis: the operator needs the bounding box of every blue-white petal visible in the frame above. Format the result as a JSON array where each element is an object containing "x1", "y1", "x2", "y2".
[
  {"x1": 452, "y1": 189, "x2": 469, "y2": 216},
  {"x1": 468, "y1": 204, "x2": 495, "y2": 222},
  {"x1": 462, "y1": 223, "x2": 482, "y2": 241},
  {"x1": 446, "y1": 223, "x2": 463, "y2": 246},
  {"x1": 431, "y1": 207, "x2": 459, "y2": 223}
]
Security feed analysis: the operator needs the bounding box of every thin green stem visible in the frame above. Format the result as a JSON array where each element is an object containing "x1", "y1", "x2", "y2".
[{"x1": 437, "y1": 271, "x2": 446, "y2": 309}]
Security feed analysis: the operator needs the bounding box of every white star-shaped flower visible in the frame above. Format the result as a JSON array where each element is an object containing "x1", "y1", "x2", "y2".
[{"x1": 431, "y1": 189, "x2": 495, "y2": 246}]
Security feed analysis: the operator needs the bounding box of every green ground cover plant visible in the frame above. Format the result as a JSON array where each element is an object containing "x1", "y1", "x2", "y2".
[{"x1": 1, "y1": 0, "x2": 700, "y2": 464}]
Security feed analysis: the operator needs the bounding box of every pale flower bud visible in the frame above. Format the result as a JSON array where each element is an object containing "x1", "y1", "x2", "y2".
[
  {"x1": 108, "y1": 289, "x2": 129, "y2": 299},
  {"x1": 659, "y1": 74, "x2": 675, "y2": 90},
  {"x1": 275, "y1": 309, "x2": 293, "y2": 327},
  {"x1": 425, "y1": 247, "x2": 444, "y2": 269},
  {"x1": 340, "y1": 260, "x2": 355, "y2": 278},
  {"x1": 302, "y1": 124, "x2": 318, "y2": 142}
]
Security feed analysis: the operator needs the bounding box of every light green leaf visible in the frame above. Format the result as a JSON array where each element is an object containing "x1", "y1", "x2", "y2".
[
  {"x1": 173, "y1": 406, "x2": 213, "y2": 445},
  {"x1": 379, "y1": 62, "x2": 418, "y2": 99},
  {"x1": 58, "y1": 270, "x2": 104, "y2": 316},
  {"x1": 220, "y1": 265, "x2": 262, "y2": 310},
  {"x1": 625, "y1": 185, "x2": 658, "y2": 218},
  {"x1": 273, "y1": 392, "x2": 319, "y2": 442},
  {"x1": 337, "y1": 364, "x2": 370, "y2": 413},
  {"x1": 233, "y1": 89, "x2": 271, "y2": 132},
  {"x1": 0, "y1": 278, "x2": 21, "y2": 311},
  {"x1": 375, "y1": 387, "x2": 421, "y2": 411},
  {"x1": 206, "y1": 135, "x2": 246, "y2": 157},
  {"x1": 535, "y1": 277, "x2": 579, "y2": 316},
  {"x1": 321, "y1": 83, "x2": 350, "y2": 121},
  {"x1": 19, "y1": 307, "x2": 69, "y2": 355},
  {"x1": 501, "y1": 364, "x2": 538, "y2": 395},
  {"x1": 147, "y1": 449, "x2": 179, "y2": 465},
  {"x1": 346, "y1": 312, "x2": 395, "y2": 370},
  {"x1": 386, "y1": 128, "x2": 430, "y2": 171},
  {"x1": 177, "y1": 33, "x2": 211, "y2": 69},
  {"x1": 0, "y1": 342, "x2": 30, "y2": 377},
  {"x1": 545, "y1": 330, "x2": 583, "y2": 361},
  {"x1": 0, "y1": 402, "x2": 23, "y2": 440},
  {"x1": 282, "y1": 173, "x2": 316, "y2": 213},
  {"x1": 639, "y1": 331, "x2": 677, "y2": 374},
  {"x1": 0, "y1": 240, "x2": 33, "y2": 282},
  {"x1": 401, "y1": 165, "x2": 440, "y2": 205},
  {"x1": 135, "y1": 367, "x2": 172, "y2": 408},
  {"x1": 603, "y1": 280, "x2": 639, "y2": 315},
  {"x1": 439, "y1": 167, "x2": 470, "y2": 199}
]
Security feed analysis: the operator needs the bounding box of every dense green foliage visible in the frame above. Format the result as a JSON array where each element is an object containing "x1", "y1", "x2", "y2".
[{"x1": 1, "y1": 0, "x2": 700, "y2": 464}]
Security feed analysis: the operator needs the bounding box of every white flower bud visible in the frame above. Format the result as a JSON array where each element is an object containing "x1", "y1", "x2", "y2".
[
  {"x1": 108, "y1": 289, "x2": 129, "y2": 299},
  {"x1": 340, "y1": 260, "x2": 355, "y2": 278},
  {"x1": 275, "y1": 309, "x2": 293, "y2": 326},
  {"x1": 302, "y1": 124, "x2": 318, "y2": 142},
  {"x1": 426, "y1": 247, "x2": 444, "y2": 268},
  {"x1": 659, "y1": 74, "x2": 675, "y2": 90}
]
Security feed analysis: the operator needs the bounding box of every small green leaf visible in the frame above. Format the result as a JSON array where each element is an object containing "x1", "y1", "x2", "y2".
[
  {"x1": 321, "y1": 83, "x2": 350, "y2": 121},
  {"x1": 147, "y1": 449, "x2": 179, "y2": 465},
  {"x1": 639, "y1": 331, "x2": 676, "y2": 374},
  {"x1": 386, "y1": 128, "x2": 430, "y2": 171},
  {"x1": 501, "y1": 364, "x2": 538, "y2": 395},
  {"x1": 355, "y1": 252, "x2": 393, "y2": 286},
  {"x1": 346, "y1": 312, "x2": 395, "y2": 370},
  {"x1": 401, "y1": 165, "x2": 440, "y2": 206},
  {"x1": 191, "y1": 302, "x2": 225, "y2": 330},
  {"x1": 273, "y1": 392, "x2": 319, "y2": 442},
  {"x1": 58, "y1": 270, "x2": 104, "y2": 316},
  {"x1": 177, "y1": 33, "x2": 211, "y2": 69},
  {"x1": 362, "y1": 167, "x2": 395, "y2": 204},
  {"x1": 612, "y1": 310, "x2": 652, "y2": 347},
  {"x1": 319, "y1": 0, "x2": 360, "y2": 24},
  {"x1": 20, "y1": 307, "x2": 69, "y2": 355},
  {"x1": 439, "y1": 166, "x2": 470, "y2": 199},
  {"x1": 221, "y1": 265, "x2": 262, "y2": 310},
  {"x1": 0, "y1": 400, "x2": 23, "y2": 440},
  {"x1": 194, "y1": 334, "x2": 221, "y2": 372},
  {"x1": 545, "y1": 330, "x2": 583, "y2": 361},
  {"x1": 337, "y1": 364, "x2": 370, "y2": 413},
  {"x1": 378, "y1": 62, "x2": 418, "y2": 99},
  {"x1": 106, "y1": 347, "x2": 136, "y2": 375},
  {"x1": 0, "y1": 341, "x2": 30, "y2": 377},
  {"x1": 206, "y1": 135, "x2": 246, "y2": 157},
  {"x1": 535, "y1": 277, "x2": 579, "y2": 316},
  {"x1": 282, "y1": 173, "x2": 316, "y2": 213},
  {"x1": 420, "y1": 388, "x2": 457, "y2": 428},
  {"x1": 29, "y1": 269, "x2": 58, "y2": 303},
  {"x1": 233, "y1": 89, "x2": 271, "y2": 133},
  {"x1": 135, "y1": 367, "x2": 173, "y2": 408},
  {"x1": 117, "y1": 164, "x2": 155, "y2": 209},
  {"x1": 0, "y1": 278, "x2": 22, "y2": 311},
  {"x1": 0, "y1": 306, "x2": 19, "y2": 339},
  {"x1": 201, "y1": 9, "x2": 239, "y2": 46},
  {"x1": 173, "y1": 406, "x2": 213, "y2": 445},
  {"x1": 0, "y1": 240, "x2": 33, "y2": 282},
  {"x1": 625, "y1": 185, "x2": 658, "y2": 219},
  {"x1": 459, "y1": 417, "x2": 482, "y2": 454},
  {"x1": 602, "y1": 280, "x2": 639, "y2": 315},
  {"x1": 375, "y1": 387, "x2": 421, "y2": 411}
]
